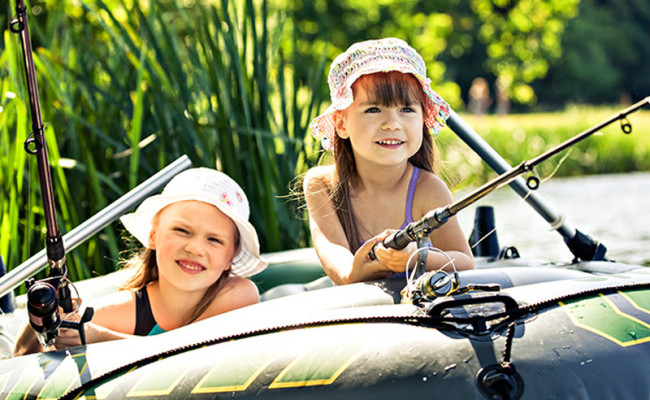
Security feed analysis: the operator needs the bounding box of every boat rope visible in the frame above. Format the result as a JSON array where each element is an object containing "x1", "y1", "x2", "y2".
[
  {"x1": 429, "y1": 280, "x2": 650, "y2": 330},
  {"x1": 59, "y1": 280, "x2": 650, "y2": 399},
  {"x1": 502, "y1": 322, "x2": 516, "y2": 365}
]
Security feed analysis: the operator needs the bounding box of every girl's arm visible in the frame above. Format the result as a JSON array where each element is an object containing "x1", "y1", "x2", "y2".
[
  {"x1": 304, "y1": 167, "x2": 394, "y2": 284},
  {"x1": 13, "y1": 324, "x2": 49, "y2": 356},
  {"x1": 13, "y1": 291, "x2": 136, "y2": 356},
  {"x1": 54, "y1": 290, "x2": 138, "y2": 349}
]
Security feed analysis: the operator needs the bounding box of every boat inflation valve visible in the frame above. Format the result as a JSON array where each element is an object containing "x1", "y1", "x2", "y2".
[
  {"x1": 476, "y1": 363, "x2": 524, "y2": 400},
  {"x1": 476, "y1": 322, "x2": 524, "y2": 399}
]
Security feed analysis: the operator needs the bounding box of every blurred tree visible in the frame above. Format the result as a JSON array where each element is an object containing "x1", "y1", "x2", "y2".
[
  {"x1": 534, "y1": 0, "x2": 650, "y2": 106},
  {"x1": 272, "y1": 0, "x2": 580, "y2": 109}
]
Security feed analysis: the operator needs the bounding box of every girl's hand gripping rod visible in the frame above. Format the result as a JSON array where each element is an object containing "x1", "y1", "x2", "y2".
[{"x1": 371, "y1": 97, "x2": 650, "y2": 259}]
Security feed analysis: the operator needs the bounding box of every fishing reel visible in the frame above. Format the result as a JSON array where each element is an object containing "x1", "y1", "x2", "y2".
[
  {"x1": 26, "y1": 275, "x2": 93, "y2": 348},
  {"x1": 401, "y1": 246, "x2": 501, "y2": 305},
  {"x1": 413, "y1": 270, "x2": 501, "y2": 302}
]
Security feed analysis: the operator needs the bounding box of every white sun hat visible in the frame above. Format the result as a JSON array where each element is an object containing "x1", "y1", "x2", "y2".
[
  {"x1": 309, "y1": 37, "x2": 451, "y2": 151},
  {"x1": 120, "y1": 168, "x2": 268, "y2": 277}
]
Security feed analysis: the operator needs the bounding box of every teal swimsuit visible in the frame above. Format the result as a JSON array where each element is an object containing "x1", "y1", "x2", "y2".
[{"x1": 134, "y1": 286, "x2": 167, "y2": 336}]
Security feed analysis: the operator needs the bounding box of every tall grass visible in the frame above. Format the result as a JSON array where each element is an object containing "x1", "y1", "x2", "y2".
[
  {"x1": 439, "y1": 107, "x2": 650, "y2": 189},
  {"x1": 1, "y1": 0, "x2": 322, "y2": 284}
]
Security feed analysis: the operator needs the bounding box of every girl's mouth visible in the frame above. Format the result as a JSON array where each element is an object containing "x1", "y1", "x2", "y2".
[
  {"x1": 376, "y1": 139, "x2": 404, "y2": 148},
  {"x1": 176, "y1": 260, "x2": 206, "y2": 274}
]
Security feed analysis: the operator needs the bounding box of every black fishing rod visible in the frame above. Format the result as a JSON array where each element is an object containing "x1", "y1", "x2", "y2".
[
  {"x1": 11, "y1": 0, "x2": 92, "y2": 347},
  {"x1": 372, "y1": 97, "x2": 650, "y2": 262}
]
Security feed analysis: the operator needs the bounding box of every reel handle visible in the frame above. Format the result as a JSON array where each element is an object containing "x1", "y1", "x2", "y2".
[{"x1": 60, "y1": 307, "x2": 94, "y2": 346}]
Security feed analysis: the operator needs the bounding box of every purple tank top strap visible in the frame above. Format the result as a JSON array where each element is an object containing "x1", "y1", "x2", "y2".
[{"x1": 400, "y1": 166, "x2": 420, "y2": 229}]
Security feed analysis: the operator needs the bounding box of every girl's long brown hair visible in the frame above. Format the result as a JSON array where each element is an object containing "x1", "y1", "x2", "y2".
[{"x1": 329, "y1": 71, "x2": 441, "y2": 253}]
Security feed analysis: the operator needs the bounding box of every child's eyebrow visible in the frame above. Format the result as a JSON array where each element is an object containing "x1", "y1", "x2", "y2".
[{"x1": 358, "y1": 100, "x2": 379, "y2": 106}]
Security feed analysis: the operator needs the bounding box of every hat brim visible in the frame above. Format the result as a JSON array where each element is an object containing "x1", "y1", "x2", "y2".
[{"x1": 120, "y1": 194, "x2": 267, "y2": 278}]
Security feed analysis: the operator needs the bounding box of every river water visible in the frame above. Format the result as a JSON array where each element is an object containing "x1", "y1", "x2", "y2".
[{"x1": 456, "y1": 171, "x2": 650, "y2": 266}]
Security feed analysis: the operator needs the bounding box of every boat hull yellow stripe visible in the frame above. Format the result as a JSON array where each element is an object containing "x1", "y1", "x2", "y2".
[
  {"x1": 36, "y1": 356, "x2": 80, "y2": 400},
  {"x1": 191, "y1": 359, "x2": 273, "y2": 393},
  {"x1": 269, "y1": 344, "x2": 364, "y2": 389},
  {"x1": 125, "y1": 358, "x2": 188, "y2": 397},
  {"x1": 620, "y1": 289, "x2": 650, "y2": 313},
  {"x1": 561, "y1": 293, "x2": 650, "y2": 347}
]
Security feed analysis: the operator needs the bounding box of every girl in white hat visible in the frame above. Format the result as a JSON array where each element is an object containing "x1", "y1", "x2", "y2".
[
  {"x1": 15, "y1": 168, "x2": 267, "y2": 354},
  {"x1": 305, "y1": 38, "x2": 474, "y2": 285}
]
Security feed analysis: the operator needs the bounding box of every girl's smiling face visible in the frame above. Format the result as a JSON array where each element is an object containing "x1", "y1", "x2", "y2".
[
  {"x1": 148, "y1": 200, "x2": 239, "y2": 295},
  {"x1": 334, "y1": 72, "x2": 426, "y2": 168}
]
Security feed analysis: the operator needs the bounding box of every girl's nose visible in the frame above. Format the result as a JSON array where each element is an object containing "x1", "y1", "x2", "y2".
[
  {"x1": 381, "y1": 110, "x2": 400, "y2": 130},
  {"x1": 184, "y1": 237, "x2": 206, "y2": 256}
]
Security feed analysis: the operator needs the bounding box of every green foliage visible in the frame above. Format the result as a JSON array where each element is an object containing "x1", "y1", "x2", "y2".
[
  {"x1": 469, "y1": 0, "x2": 580, "y2": 104},
  {"x1": 534, "y1": 0, "x2": 650, "y2": 105},
  {"x1": 440, "y1": 107, "x2": 650, "y2": 188},
  {"x1": 275, "y1": 0, "x2": 582, "y2": 108},
  {"x1": 1, "y1": 0, "x2": 322, "y2": 283}
]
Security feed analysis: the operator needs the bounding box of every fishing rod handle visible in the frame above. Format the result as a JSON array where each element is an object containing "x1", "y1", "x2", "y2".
[
  {"x1": 368, "y1": 207, "x2": 450, "y2": 260},
  {"x1": 383, "y1": 228, "x2": 414, "y2": 250},
  {"x1": 368, "y1": 228, "x2": 413, "y2": 261}
]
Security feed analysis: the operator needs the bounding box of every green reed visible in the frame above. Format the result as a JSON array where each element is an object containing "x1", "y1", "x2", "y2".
[{"x1": 1, "y1": 0, "x2": 322, "y2": 285}]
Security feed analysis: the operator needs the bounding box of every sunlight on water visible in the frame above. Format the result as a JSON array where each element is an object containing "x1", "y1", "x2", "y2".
[{"x1": 456, "y1": 172, "x2": 650, "y2": 266}]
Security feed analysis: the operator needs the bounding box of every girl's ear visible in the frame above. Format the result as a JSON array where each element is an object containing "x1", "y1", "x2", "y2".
[
  {"x1": 226, "y1": 240, "x2": 240, "y2": 271},
  {"x1": 148, "y1": 227, "x2": 157, "y2": 249},
  {"x1": 333, "y1": 111, "x2": 349, "y2": 139}
]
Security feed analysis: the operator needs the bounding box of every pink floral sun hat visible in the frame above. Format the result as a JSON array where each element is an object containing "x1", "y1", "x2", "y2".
[{"x1": 309, "y1": 37, "x2": 451, "y2": 151}]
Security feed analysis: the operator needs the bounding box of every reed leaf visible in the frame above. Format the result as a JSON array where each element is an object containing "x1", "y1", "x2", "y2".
[{"x1": 2, "y1": 0, "x2": 321, "y2": 286}]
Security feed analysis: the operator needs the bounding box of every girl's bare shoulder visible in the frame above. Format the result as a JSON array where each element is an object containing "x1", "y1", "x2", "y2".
[
  {"x1": 414, "y1": 170, "x2": 455, "y2": 213},
  {"x1": 203, "y1": 276, "x2": 259, "y2": 318},
  {"x1": 89, "y1": 290, "x2": 136, "y2": 333},
  {"x1": 303, "y1": 165, "x2": 335, "y2": 193}
]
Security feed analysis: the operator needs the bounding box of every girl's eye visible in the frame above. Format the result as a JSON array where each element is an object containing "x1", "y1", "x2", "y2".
[
  {"x1": 208, "y1": 237, "x2": 224, "y2": 245},
  {"x1": 401, "y1": 106, "x2": 416, "y2": 113},
  {"x1": 364, "y1": 107, "x2": 380, "y2": 113},
  {"x1": 173, "y1": 227, "x2": 190, "y2": 234}
]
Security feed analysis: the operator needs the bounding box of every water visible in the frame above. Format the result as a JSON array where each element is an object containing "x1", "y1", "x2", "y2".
[{"x1": 456, "y1": 172, "x2": 650, "y2": 266}]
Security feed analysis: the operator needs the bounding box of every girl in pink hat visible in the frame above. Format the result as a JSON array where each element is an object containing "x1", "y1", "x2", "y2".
[
  {"x1": 14, "y1": 168, "x2": 267, "y2": 355},
  {"x1": 305, "y1": 38, "x2": 474, "y2": 285}
]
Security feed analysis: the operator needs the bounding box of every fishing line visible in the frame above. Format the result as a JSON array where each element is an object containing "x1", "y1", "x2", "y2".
[
  {"x1": 467, "y1": 147, "x2": 572, "y2": 259},
  {"x1": 539, "y1": 148, "x2": 574, "y2": 186},
  {"x1": 404, "y1": 246, "x2": 456, "y2": 293}
]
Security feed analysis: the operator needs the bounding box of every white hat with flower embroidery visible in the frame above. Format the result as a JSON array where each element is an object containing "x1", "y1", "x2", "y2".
[
  {"x1": 310, "y1": 37, "x2": 451, "y2": 151},
  {"x1": 120, "y1": 167, "x2": 267, "y2": 277}
]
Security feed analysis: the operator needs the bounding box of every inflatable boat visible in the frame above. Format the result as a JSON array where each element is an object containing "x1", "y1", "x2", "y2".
[
  {"x1": 2, "y1": 218, "x2": 650, "y2": 400},
  {"x1": 2, "y1": 2, "x2": 650, "y2": 398}
]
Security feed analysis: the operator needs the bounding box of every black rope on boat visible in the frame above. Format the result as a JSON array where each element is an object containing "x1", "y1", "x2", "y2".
[
  {"x1": 502, "y1": 322, "x2": 516, "y2": 365},
  {"x1": 59, "y1": 280, "x2": 650, "y2": 399},
  {"x1": 431, "y1": 280, "x2": 650, "y2": 329}
]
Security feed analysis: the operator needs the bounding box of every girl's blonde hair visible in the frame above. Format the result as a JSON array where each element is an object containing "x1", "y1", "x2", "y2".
[{"x1": 328, "y1": 71, "x2": 441, "y2": 252}]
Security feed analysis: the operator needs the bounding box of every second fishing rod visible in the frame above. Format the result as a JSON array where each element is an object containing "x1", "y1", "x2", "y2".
[{"x1": 370, "y1": 97, "x2": 650, "y2": 261}]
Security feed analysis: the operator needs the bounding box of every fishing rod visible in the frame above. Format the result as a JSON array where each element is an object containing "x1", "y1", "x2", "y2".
[
  {"x1": 448, "y1": 111, "x2": 603, "y2": 262},
  {"x1": 10, "y1": 0, "x2": 91, "y2": 347},
  {"x1": 371, "y1": 97, "x2": 650, "y2": 264}
]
